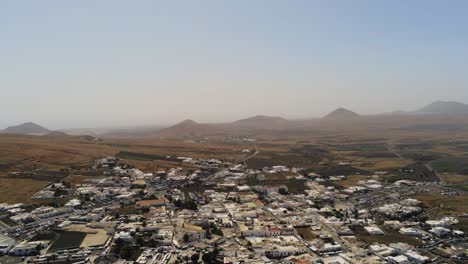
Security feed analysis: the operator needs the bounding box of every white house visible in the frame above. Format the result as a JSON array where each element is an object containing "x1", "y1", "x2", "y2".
[
  {"x1": 114, "y1": 231, "x2": 132, "y2": 242},
  {"x1": 387, "y1": 255, "x2": 410, "y2": 264},
  {"x1": 0, "y1": 234, "x2": 15, "y2": 255}
]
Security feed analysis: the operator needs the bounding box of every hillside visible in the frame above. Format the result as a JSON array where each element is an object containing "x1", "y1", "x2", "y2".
[
  {"x1": 1, "y1": 122, "x2": 50, "y2": 135},
  {"x1": 322, "y1": 108, "x2": 360, "y2": 121},
  {"x1": 232, "y1": 115, "x2": 289, "y2": 130},
  {"x1": 157, "y1": 119, "x2": 225, "y2": 138},
  {"x1": 415, "y1": 101, "x2": 468, "y2": 115}
]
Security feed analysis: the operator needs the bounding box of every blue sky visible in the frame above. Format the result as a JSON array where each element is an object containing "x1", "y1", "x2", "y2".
[{"x1": 1, "y1": 1, "x2": 468, "y2": 129}]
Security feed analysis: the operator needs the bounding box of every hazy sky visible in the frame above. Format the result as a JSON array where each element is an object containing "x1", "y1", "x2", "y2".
[{"x1": 1, "y1": 1, "x2": 468, "y2": 129}]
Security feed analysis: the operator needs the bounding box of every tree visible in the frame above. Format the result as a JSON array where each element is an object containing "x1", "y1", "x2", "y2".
[
  {"x1": 47, "y1": 254, "x2": 58, "y2": 262},
  {"x1": 148, "y1": 238, "x2": 158, "y2": 248},
  {"x1": 48, "y1": 200, "x2": 60, "y2": 208},
  {"x1": 246, "y1": 241, "x2": 252, "y2": 250},
  {"x1": 258, "y1": 193, "x2": 265, "y2": 202},
  {"x1": 202, "y1": 247, "x2": 220, "y2": 264},
  {"x1": 210, "y1": 224, "x2": 223, "y2": 236},
  {"x1": 53, "y1": 188, "x2": 68, "y2": 197},
  {"x1": 174, "y1": 199, "x2": 198, "y2": 211},
  {"x1": 136, "y1": 237, "x2": 145, "y2": 247},
  {"x1": 35, "y1": 244, "x2": 43, "y2": 252},
  {"x1": 183, "y1": 233, "x2": 190, "y2": 243},
  {"x1": 183, "y1": 200, "x2": 198, "y2": 210},
  {"x1": 119, "y1": 245, "x2": 133, "y2": 259},
  {"x1": 191, "y1": 253, "x2": 200, "y2": 264}
]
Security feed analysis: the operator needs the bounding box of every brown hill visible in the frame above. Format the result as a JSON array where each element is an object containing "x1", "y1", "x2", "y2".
[
  {"x1": 231, "y1": 115, "x2": 290, "y2": 130},
  {"x1": 414, "y1": 101, "x2": 468, "y2": 115},
  {"x1": 157, "y1": 119, "x2": 225, "y2": 138},
  {"x1": 321, "y1": 108, "x2": 360, "y2": 121},
  {"x1": 1, "y1": 122, "x2": 50, "y2": 135}
]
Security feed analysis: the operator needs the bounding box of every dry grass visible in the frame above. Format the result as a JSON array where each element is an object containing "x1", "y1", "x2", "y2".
[
  {"x1": 0, "y1": 134, "x2": 247, "y2": 204},
  {"x1": 0, "y1": 178, "x2": 49, "y2": 203},
  {"x1": 0, "y1": 134, "x2": 245, "y2": 175},
  {"x1": 439, "y1": 173, "x2": 468, "y2": 184},
  {"x1": 410, "y1": 193, "x2": 468, "y2": 217},
  {"x1": 335, "y1": 175, "x2": 369, "y2": 188},
  {"x1": 354, "y1": 158, "x2": 413, "y2": 170},
  {"x1": 431, "y1": 145, "x2": 466, "y2": 156}
]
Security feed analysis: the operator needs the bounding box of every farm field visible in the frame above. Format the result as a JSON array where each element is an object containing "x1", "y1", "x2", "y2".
[
  {"x1": 430, "y1": 157, "x2": 468, "y2": 175},
  {"x1": 410, "y1": 193, "x2": 468, "y2": 217}
]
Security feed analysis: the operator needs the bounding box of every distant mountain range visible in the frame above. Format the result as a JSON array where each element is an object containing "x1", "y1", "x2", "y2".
[
  {"x1": 155, "y1": 101, "x2": 468, "y2": 138},
  {"x1": 2, "y1": 101, "x2": 468, "y2": 138}
]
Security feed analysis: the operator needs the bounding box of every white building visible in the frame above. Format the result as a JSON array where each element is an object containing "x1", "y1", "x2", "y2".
[
  {"x1": 318, "y1": 243, "x2": 342, "y2": 253},
  {"x1": 399, "y1": 227, "x2": 422, "y2": 237},
  {"x1": 114, "y1": 231, "x2": 132, "y2": 242},
  {"x1": 364, "y1": 226, "x2": 385, "y2": 235},
  {"x1": 265, "y1": 246, "x2": 307, "y2": 258},
  {"x1": 405, "y1": 250, "x2": 429, "y2": 263},
  {"x1": 31, "y1": 206, "x2": 57, "y2": 219},
  {"x1": 369, "y1": 244, "x2": 397, "y2": 257},
  {"x1": 0, "y1": 234, "x2": 15, "y2": 255},
  {"x1": 387, "y1": 255, "x2": 410, "y2": 264},
  {"x1": 10, "y1": 241, "x2": 47, "y2": 256},
  {"x1": 429, "y1": 227, "x2": 450, "y2": 237}
]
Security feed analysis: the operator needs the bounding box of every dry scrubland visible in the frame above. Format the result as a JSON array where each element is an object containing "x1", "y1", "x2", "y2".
[
  {"x1": 0, "y1": 178, "x2": 49, "y2": 203},
  {"x1": 410, "y1": 194, "x2": 468, "y2": 217},
  {"x1": 0, "y1": 134, "x2": 246, "y2": 203}
]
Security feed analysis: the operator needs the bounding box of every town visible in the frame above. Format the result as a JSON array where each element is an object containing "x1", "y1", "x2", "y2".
[
  {"x1": 3, "y1": 1, "x2": 468, "y2": 263},
  {"x1": 0, "y1": 148, "x2": 466, "y2": 264}
]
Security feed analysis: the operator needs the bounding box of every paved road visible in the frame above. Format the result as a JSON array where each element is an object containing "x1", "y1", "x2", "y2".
[
  {"x1": 240, "y1": 143, "x2": 259, "y2": 164},
  {"x1": 424, "y1": 161, "x2": 446, "y2": 185},
  {"x1": 205, "y1": 143, "x2": 260, "y2": 182},
  {"x1": 385, "y1": 144, "x2": 404, "y2": 159}
]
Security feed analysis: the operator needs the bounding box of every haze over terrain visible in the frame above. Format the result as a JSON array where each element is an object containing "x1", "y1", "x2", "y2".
[
  {"x1": 3, "y1": 101, "x2": 468, "y2": 138},
  {"x1": 1, "y1": 1, "x2": 468, "y2": 130}
]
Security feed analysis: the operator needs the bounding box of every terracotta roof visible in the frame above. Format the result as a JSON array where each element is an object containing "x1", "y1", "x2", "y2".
[{"x1": 136, "y1": 199, "x2": 165, "y2": 207}]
